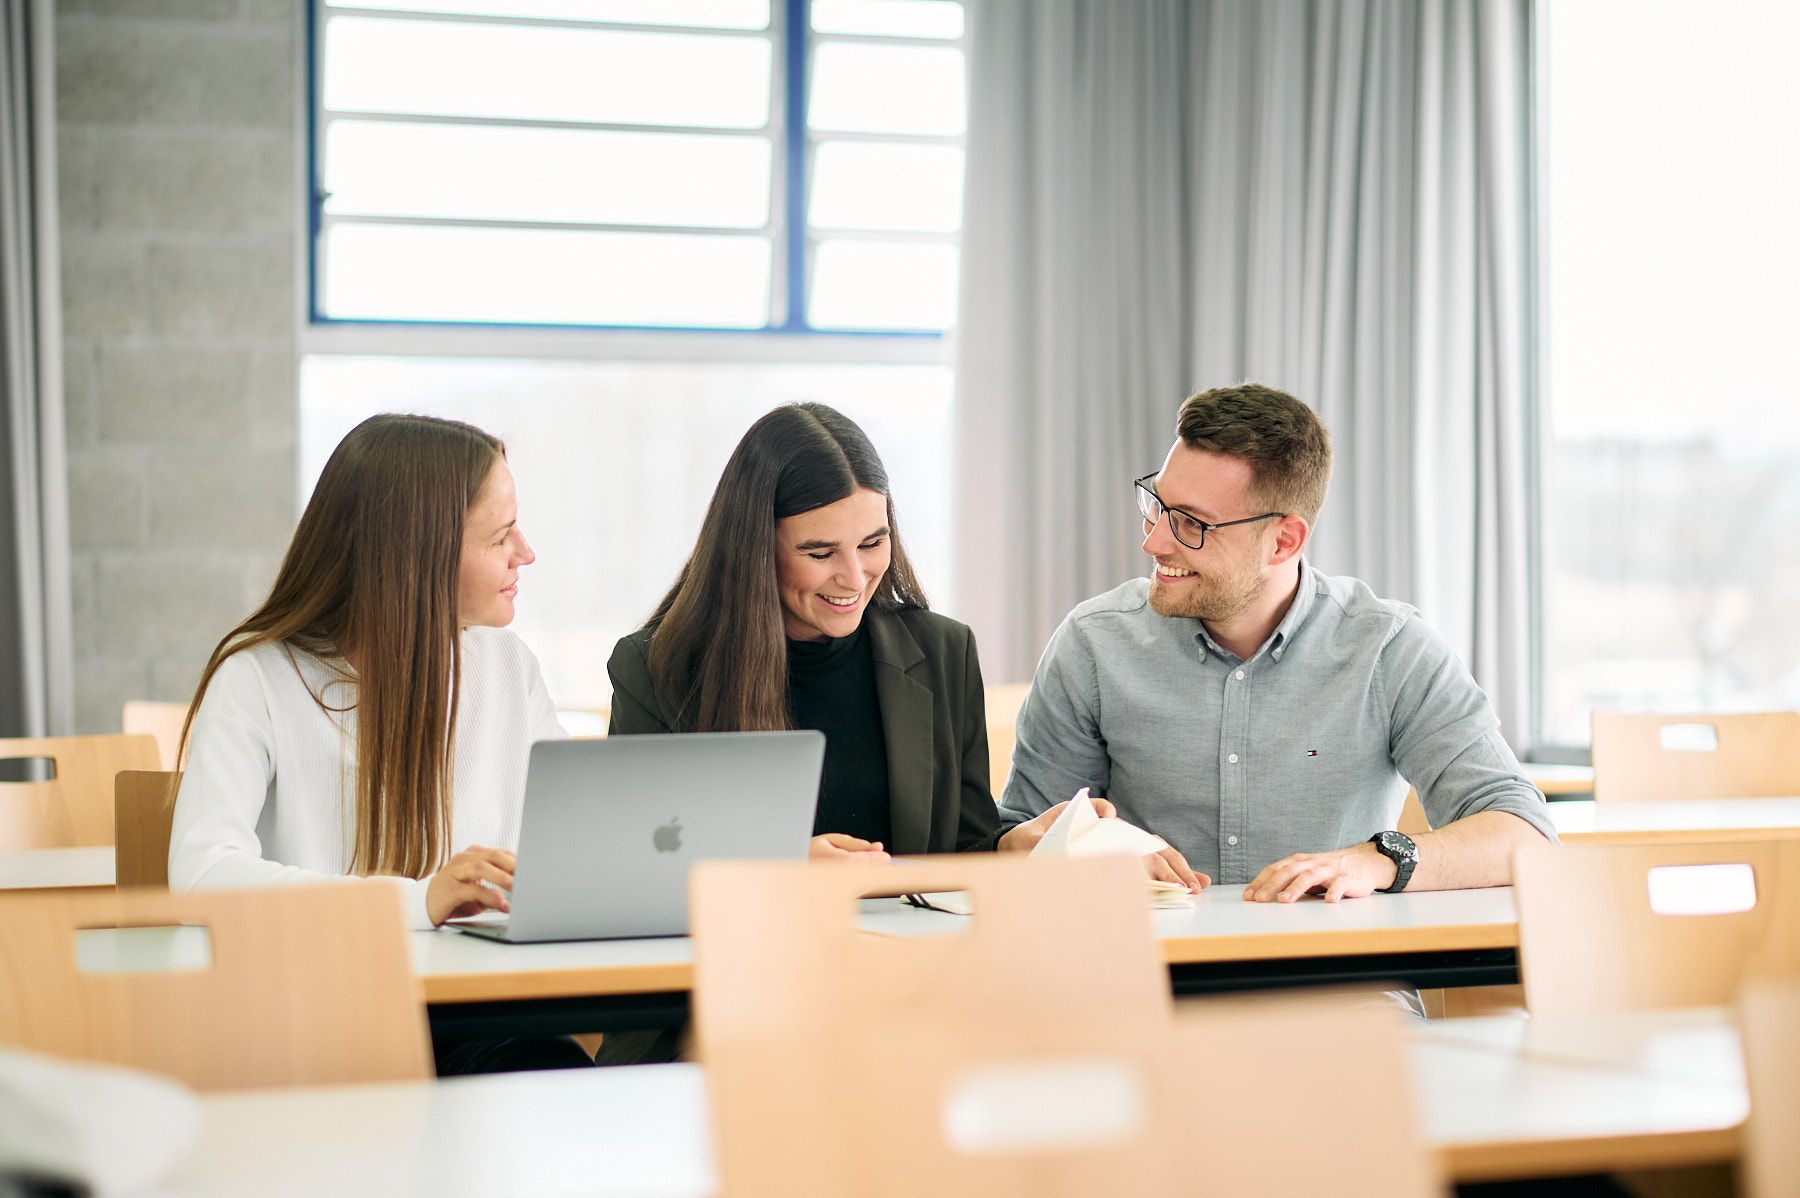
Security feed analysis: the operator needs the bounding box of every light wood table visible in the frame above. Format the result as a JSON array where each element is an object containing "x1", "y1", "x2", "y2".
[
  {"x1": 0, "y1": 845, "x2": 115, "y2": 892},
  {"x1": 1415, "y1": 1007, "x2": 1744, "y2": 1180},
  {"x1": 154, "y1": 1008, "x2": 1743, "y2": 1194},
  {"x1": 419, "y1": 887, "x2": 1523, "y2": 1036},
  {"x1": 1151, "y1": 882, "x2": 1517, "y2": 966},
  {"x1": 419, "y1": 886, "x2": 1521, "y2": 1001},
  {"x1": 1522, "y1": 762, "x2": 1596, "y2": 796},
  {"x1": 1549, "y1": 797, "x2": 1800, "y2": 845},
  {"x1": 413, "y1": 925, "x2": 694, "y2": 1005}
]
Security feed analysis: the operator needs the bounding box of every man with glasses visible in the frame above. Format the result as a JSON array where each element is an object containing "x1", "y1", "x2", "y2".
[{"x1": 996, "y1": 384, "x2": 1555, "y2": 902}]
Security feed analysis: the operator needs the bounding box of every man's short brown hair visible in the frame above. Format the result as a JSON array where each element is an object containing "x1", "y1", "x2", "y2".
[{"x1": 1176, "y1": 383, "x2": 1333, "y2": 526}]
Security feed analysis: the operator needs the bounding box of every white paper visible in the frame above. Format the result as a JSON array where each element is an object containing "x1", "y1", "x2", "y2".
[
  {"x1": 1030, "y1": 789, "x2": 1194, "y2": 908},
  {"x1": 1030, "y1": 789, "x2": 1169, "y2": 860}
]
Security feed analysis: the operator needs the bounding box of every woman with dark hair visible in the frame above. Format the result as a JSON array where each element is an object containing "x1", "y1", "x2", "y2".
[
  {"x1": 168, "y1": 414, "x2": 589, "y2": 1071},
  {"x1": 608, "y1": 402, "x2": 1001, "y2": 856}
]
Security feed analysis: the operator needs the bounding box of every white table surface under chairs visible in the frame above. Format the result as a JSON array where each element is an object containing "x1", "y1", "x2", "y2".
[{"x1": 155, "y1": 1007, "x2": 1744, "y2": 1195}]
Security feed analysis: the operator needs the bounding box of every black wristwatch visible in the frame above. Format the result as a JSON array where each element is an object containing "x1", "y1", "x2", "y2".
[{"x1": 1368, "y1": 830, "x2": 1419, "y2": 893}]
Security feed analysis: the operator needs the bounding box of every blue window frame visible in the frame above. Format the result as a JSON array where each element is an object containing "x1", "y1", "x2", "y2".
[{"x1": 306, "y1": 0, "x2": 967, "y2": 336}]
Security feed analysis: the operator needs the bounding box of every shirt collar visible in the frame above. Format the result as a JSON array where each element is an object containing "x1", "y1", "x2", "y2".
[{"x1": 1192, "y1": 559, "x2": 1319, "y2": 666}]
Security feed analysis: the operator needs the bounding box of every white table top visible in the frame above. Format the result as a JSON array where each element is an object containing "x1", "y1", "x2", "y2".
[
  {"x1": 414, "y1": 885, "x2": 1523, "y2": 1003},
  {"x1": 1150, "y1": 882, "x2": 1517, "y2": 960},
  {"x1": 1520, "y1": 762, "x2": 1595, "y2": 794},
  {"x1": 1549, "y1": 797, "x2": 1800, "y2": 842},
  {"x1": 1412, "y1": 1007, "x2": 1744, "y2": 1180},
  {"x1": 151, "y1": 1008, "x2": 1743, "y2": 1195},
  {"x1": 0, "y1": 845, "x2": 115, "y2": 890},
  {"x1": 159, "y1": 1062, "x2": 716, "y2": 1198}
]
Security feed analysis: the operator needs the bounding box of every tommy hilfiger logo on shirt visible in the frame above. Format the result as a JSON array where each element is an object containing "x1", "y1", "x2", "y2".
[{"x1": 1306, "y1": 749, "x2": 1319, "y2": 756}]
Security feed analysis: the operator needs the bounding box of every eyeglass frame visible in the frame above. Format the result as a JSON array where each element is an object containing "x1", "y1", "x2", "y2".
[{"x1": 1133, "y1": 473, "x2": 1284, "y2": 551}]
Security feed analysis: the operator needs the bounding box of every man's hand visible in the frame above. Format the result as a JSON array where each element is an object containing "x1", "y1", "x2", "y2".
[
  {"x1": 997, "y1": 795, "x2": 1120, "y2": 852},
  {"x1": 1242, "y1": 841, "x2": 1397, "y2": 903},
  {"x1": 1143, "y1": 838, "x2": 1210, "y2": 892},
  {"x1": 999, "y1": 797, "x2": 1210, "y2": 892}
]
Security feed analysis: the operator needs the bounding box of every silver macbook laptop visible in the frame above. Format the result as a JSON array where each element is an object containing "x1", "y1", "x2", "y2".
[{"x1": 453, "y1": 730, "x2": 825, "y2": 943}]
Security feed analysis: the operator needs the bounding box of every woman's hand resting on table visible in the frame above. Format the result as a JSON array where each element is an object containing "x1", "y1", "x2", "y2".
[
  {"x1": 808, "y1": 833, "x2": 891, "y2": 863},
  {"x1": 425, "y1": 845, "x2": 516, "y2": 926}
]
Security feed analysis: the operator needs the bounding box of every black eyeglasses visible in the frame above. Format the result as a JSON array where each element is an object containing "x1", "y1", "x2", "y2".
[{"x1": 1133, "y1": 474, "x2": 1283, "y2": 551}]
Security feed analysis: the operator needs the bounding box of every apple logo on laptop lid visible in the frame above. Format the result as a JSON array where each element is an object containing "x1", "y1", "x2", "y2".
[{"x1": 653, "y1": 817, "x2": 683, "y2": 853}]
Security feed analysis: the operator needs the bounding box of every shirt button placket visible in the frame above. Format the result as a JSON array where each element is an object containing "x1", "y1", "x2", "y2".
[{"x1": 1220, "y1": 661, "x2": 1247, "y2": 881}]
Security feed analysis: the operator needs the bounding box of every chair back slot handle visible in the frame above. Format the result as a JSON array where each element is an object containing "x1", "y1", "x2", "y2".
[
  {"x1": 75, "y1": 924, "x2": 213, "y2": 974},
  {"x1": 1646, "y1": 862, "x2": 1757, "y2": 916}
]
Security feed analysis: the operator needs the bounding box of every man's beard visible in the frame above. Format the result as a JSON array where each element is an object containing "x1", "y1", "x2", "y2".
[{"x1": 1147, "y1": 556, "x2": 1266, "y2": 623}]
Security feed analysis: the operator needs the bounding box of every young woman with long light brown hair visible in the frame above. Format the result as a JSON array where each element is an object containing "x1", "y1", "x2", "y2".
[{"x1": 168, "y1": 414, "x2": 564, "y2": 935}]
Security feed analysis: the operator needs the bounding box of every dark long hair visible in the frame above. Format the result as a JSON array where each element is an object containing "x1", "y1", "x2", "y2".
[
  {"x1": 176, "y1": 414, "x2": 504, "y2": 879},
  {"x1": 645, "y1": 403, "x2": 928, "y2": 732}
]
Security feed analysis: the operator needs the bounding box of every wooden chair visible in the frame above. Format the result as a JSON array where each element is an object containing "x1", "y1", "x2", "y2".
[
  {"x1": 691, "y1": 854, "x2": 1435, "y2": 1198},
  {"x1": 114, "y1": 771, "x2": 181, "y2": 889},
  {"x1": 1590, "y1": 710, "x2": 1800, "y2": 802},
  {"x1": 122, "y1": 700, "x2": 190, "y2": 770},
  {"x1": 1740, "y1": 979, "x2": 1800, "y2": 1198},
  {"x1": 1513, "y1": 837, "x2": 1800, "y2": 1016},
  {"x1": 0, "y1": 883, "x2": 432, "y2": 1089},
  {"x1": 0, "y1": 734, "x2": 161, "y2": 851},
  {"x1": 1393, "y1": 790, "x2": 1526, "y2": 1017},
  {"x1": 984, "y1": 682, "x2": 1031, "y2": 795},
  {"x1": 1397, "y1": 787, "x2": 1431, "y2": 837}
]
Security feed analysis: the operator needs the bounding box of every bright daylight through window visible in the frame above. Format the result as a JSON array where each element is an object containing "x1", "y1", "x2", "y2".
[
  {"x1": 1540, "y1": 0, "x2": 1800, "y2": 746},
  {"x1": 313, "y1": 0, "x2": 966, "y2": 331},
  {"x1": 304, "y1": 1, "x2": 968, "y2": 716}
]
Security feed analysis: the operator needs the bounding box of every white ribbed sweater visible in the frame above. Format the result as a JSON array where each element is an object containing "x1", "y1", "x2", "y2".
[{"x1": 168, "y1": 627, "x2": 567, "y2": 928}]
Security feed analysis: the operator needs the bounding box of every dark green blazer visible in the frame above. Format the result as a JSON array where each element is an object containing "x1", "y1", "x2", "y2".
[{"x1": 607, "y1": 606, "x2": 1000, "y2": 854}]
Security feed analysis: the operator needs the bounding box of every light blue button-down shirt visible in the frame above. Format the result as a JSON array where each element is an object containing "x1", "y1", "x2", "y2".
[{"x1": 998, "y1": 564, "x2": 1556, "y2": 883}]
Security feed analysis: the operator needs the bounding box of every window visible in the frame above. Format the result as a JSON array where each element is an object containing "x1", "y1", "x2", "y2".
[
  {"x1": 309, "y1": 0, "x2": 967, "y2": 333},
  {"x1": 299, "y1": 356, "x2": 956, "y2": 710},
  {"x1": 1539, "y1": 0, "x2": 1800, "y2": 746}
]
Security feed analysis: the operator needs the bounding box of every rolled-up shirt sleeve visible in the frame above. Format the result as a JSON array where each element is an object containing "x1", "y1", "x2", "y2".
[{"x1": 1379, "y1": 616, "x2": 1558, "y2": 842}]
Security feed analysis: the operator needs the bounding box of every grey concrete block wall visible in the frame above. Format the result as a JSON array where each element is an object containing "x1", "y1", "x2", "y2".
[{"x1": 59, "y1": 1, "x2": 300, "y2": 734}]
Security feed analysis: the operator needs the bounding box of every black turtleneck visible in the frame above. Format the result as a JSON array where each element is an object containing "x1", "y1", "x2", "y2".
[{"x1": 786, "y1": 621, "x2": 892, "y2": 846}]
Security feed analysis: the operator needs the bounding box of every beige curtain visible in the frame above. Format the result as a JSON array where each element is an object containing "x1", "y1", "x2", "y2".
[{"x1": 955, "y1": 0, "x2": 1538, "y2": 744}]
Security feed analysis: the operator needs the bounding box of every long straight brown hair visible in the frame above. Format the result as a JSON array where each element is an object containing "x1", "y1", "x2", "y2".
[
  {"x1": 176, "y1": 414, "x2": 503, "y2": 879},
  {"x1": 646, "y1": 402, "x2": 929, "y2": 732}
]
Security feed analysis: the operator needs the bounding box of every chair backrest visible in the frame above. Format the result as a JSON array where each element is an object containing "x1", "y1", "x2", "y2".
[
  {"x1": 0, "y1": 883, "x2": 432, "y2": 1090},
  {"x1": 1157, "y1": 993, "x2": 1439, "y2": 1198},
  {"x1": 691, "y1": 854, "x2": 1435, "y2": 1198},
  {"x1": 984, "y1": 682, "x2": 1031, "y2": 794},
  {"x1": 1397, "y1": 788, "x2": 1432, "y2": 836},
  {"x1": 1741, "y1": 979, "x2": 1800, "y2": 1198},
  {"x1": 0, "y1": 735, "x2": 162, "y2": 851},
  {"x1": 1590, "y1": 710, "x2": 1800, "y2": 802},
  {"x1": 1514, "y1": 837, "x2": 1800, "y2": 1015},
  {"x1": 114, "y1": 771, "x2": 181, "y2": 889},
  {"x1": 122, "y1": 701, "x2": 190, "y2": 770}
]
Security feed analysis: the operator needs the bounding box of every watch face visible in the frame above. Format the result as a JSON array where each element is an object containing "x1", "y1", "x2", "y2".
[{"x1": 1373, "y1": 831, "x2": 1419, "y2": 893}]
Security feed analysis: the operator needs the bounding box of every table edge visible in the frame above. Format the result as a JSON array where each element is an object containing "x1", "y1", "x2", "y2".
[
  {"x1": 423, "y1": 962, "x2": 695, "y2": 1004},
  {"x1": 1441, "y1": 1125, "x2": 1741, "y2": 1182},
  {"x1": 1159, "y1": 921, "x2": 1518, "y2": 963},
  {"x1": 1558, "y1": 826, "x2": 1800, "y2": 845}
]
